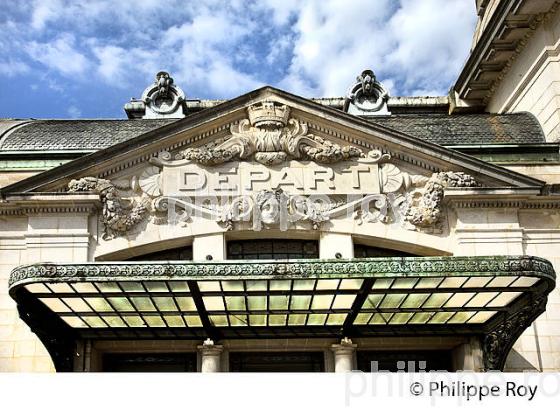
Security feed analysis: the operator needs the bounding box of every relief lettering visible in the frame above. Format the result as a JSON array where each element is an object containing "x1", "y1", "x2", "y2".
[
  {"x1": 214, "y1": 167, "x2": 239, "y2": 192},
  {"x1": 341, "y1": 165, "x2": 371, "y2": 189},
  {"x1": 271, "y1": 168, "x2": 304, "y2": 190},
  {"x1": 244, "y1": 169, "x2": 271, "y2": 191},
  {"x1": 181, "y1": 171, "x2": 207, "y2": 191},
  {"x1": 309, "y1": 168, "x2": 335, "y2": 190}
]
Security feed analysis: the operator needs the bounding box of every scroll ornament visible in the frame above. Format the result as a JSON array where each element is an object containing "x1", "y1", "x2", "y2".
[
  {"x1": 178, "y1": 100, "x2": 363, "y2": 165},
  {"x1": 482, "y1": 297, "x2": 547, "y2": 370},
  {"x1": 67, "y1": 166, "x2": 161, "y2": 239},
  {"x1": 354, "y1": 164, "x2": 479, "y2": 230}
]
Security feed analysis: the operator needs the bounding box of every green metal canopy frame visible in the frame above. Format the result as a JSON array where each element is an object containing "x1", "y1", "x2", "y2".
[{"x1": 9, "y1": 255, "x2": 556, "y2": 372}]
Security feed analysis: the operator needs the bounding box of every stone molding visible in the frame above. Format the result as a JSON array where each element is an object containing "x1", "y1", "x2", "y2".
[
  {"x1": 448, "y1": 199, "x2": 560, "y2": 209},
  {"x1": 0, "y1": 205, "x2": 98, "y2": 216},
  {"x1": 498, "y1": 36, "x2": 560, "y2": 113},
  {"x1": 485, "y1": 2, "x2": 560, "y2": 105},
  {"x1": 454, "y1": 0, "x2": 560, "y2": 106}
]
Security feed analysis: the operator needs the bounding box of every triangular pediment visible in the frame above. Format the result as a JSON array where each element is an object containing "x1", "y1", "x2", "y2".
[{"x1": 0, "y1": 86, "x2": 544, "y2": 196}]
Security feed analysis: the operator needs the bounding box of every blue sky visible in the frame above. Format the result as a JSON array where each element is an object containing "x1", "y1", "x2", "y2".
[{"x1": 0, "y1": 0, "x2": 477, "y2": 119}]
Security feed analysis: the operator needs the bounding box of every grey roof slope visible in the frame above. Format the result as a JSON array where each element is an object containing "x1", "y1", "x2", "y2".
[
  {"x1": 366, "y1": 113, "x2": 546, "y2": 145},
  {"x1": 0, "y1": 119, "x2": 177, "y2": 151},
  {"x1": 0, "y1": 112, "x2": 545, "y2": 152}
]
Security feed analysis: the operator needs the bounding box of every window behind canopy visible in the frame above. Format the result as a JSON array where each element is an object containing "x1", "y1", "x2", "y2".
[
  {"x1": 227, "y1": 240, "x2": 319, "y2": 260},
  {"x1": 126, "y1": 246, "x2": 193, "y2": 261},
  {"x1": 354, "y1": 243, "x2": 416, "y2": 258}
]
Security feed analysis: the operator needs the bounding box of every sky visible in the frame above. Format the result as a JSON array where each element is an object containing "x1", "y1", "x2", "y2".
[{"x1": 0, "y1": 0, "x2": 478, "y2": 119}]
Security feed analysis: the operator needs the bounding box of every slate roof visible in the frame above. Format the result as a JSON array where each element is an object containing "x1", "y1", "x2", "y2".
[
  {"x1": 366, "y1": 113, "x2": 546, "y2": 145},
  {"x1": 0, "y1": 112, "x2": 545, "y2": 152},
  {"x1": 0, "y1": 119, "x2": 177, "y2": 151}
]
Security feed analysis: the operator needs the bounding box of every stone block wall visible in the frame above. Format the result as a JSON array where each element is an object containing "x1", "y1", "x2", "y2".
[{"x1": 0, "y1": 218, "x2": 54, "y2": 372}]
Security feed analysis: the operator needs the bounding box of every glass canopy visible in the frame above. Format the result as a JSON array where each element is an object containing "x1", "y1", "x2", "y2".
[{"x1": 9, "y1": 256, "x2": 555, "y2": 339}]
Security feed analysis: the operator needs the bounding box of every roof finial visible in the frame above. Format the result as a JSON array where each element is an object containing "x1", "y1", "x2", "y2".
[
  {"x1": 124, "y1": 71, "x2": 186, "y2": 119},
  {"x1": 344, "y1": 69, "x2": 390, "y2": 116}
]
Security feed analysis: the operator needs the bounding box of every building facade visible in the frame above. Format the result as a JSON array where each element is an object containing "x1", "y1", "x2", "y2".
[{"x1": 1, "y1": 0, "x2": 560, "y2": 373}]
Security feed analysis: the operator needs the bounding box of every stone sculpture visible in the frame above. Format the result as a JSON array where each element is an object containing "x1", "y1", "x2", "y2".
[{"x1": 180, "y1": 100, "x2": 363, "y2": 165}]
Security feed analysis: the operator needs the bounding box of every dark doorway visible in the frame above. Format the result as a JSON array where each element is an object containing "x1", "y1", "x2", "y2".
[
  {"x1": 103, "y1": 353, "x2": 197, "y2": 372},
  {"x1": 357, "y1": 350, "x2": 453, "y2": 372},
  {"x1": 229, "y1": 351, "x2": 325, "y2": 372}
]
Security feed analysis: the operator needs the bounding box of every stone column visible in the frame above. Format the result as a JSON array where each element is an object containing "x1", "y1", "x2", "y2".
[
  {"x1": 198, "y1": 339, "x2": 223, "y2": 372},
  {"x1": 331, "y1": 337, "x2": 357, "y2": 372}
]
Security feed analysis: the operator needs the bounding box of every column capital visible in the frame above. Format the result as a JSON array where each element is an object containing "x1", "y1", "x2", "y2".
[
  {"x1": 331, "y1": 337, "x2": 357, "y2": 353},
  {"x1": 198, "y1": 338, "x2": 224, "y2": 355}
]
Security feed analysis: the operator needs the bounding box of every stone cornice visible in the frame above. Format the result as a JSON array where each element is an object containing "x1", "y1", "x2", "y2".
[
  {"x1": 445, "y1": 187, "x2": 560, "y2": 208},
  {"x1": 497, "y1": 36, "x2": 560, "y2": 112},
  {"x1": 453, "y1": 0, "x2": 560, "y2": 107},
  {"x1": 97, "y1": 122, "x2": 235, "y2": 181},
  {"x1": 305, "y1": 121, "x2": 442, "y2": 174},
  {"x1": 0, "y1": 193, "x2": 100, "y2": 215}
]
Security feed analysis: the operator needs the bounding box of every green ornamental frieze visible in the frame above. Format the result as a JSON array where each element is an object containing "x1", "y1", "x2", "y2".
[{"x1": 9, "y1": 255, "x2": 556, "y2": 288}]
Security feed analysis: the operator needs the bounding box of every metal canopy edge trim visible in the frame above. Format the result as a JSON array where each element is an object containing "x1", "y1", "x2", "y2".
[
  {"x1": 8, "y1": 255, "x2": 556, "y2": 288},
  {"x1": 8, "y1": 255, "x2": 555, "y2": 372}
]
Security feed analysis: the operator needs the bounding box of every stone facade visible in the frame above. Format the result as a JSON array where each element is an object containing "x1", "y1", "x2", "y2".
[
  {"x1": 1, "y1": 85, "x2": 559, "y2": 372},
  {"x1": 487, "y1": 5, "x2": 560, "y2": 142},
  {"x1": 451, "y1": 1, "x2": 560, "y2": 370},
  {"x1": 2, "y1": 1, "x2": 560, "y2": 371}
]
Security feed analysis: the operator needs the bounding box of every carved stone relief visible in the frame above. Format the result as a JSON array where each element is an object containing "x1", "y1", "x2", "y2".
[
  {"x1": 67, "y1": 101, "x2": 479, "y2": 239},
  {"x1": 67, "y1": 166, "x2": 161, "y2": 239},
  {"x1": 179, "y1": 100, "x2": 362, "y2": 165}
]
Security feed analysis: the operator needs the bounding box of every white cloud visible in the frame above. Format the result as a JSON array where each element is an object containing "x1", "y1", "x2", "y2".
[
  {"x1": 163, "y1": 12, "x2": 252, "y2": 48},
  {"x1": 272, "y1": 0, "x2": 476, "y2": 97},
  {"x1": 0, "y1": 60, "x2": 30, "y2": 77},
  {"x1": 67, "y1": 105, "x2": 81, "y2": 118},
  {"x1": 25, "y1": 34, "x2": 88, "y2": 76},
  {"x1": 4, "y1": 0, "x2": 478, "y2": 111},
  {"x1": 30, "y1": 0, "x2": 62, "y2": 30},
  {"x1": 91, "y1": 45, "x2": 158, "y2": 86},
  {"x1": 283, "y1": 0, "x2": 394, "y2": 95},
  {"x1": 385, "y1": 0, "x2": 476, "y2": 94},
  {"x1": 266, "y1": 35, "x2": 293, "y2": 65},
  {"x1": 92, "y1": 45, "x2": 127, "y2": 82}
]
